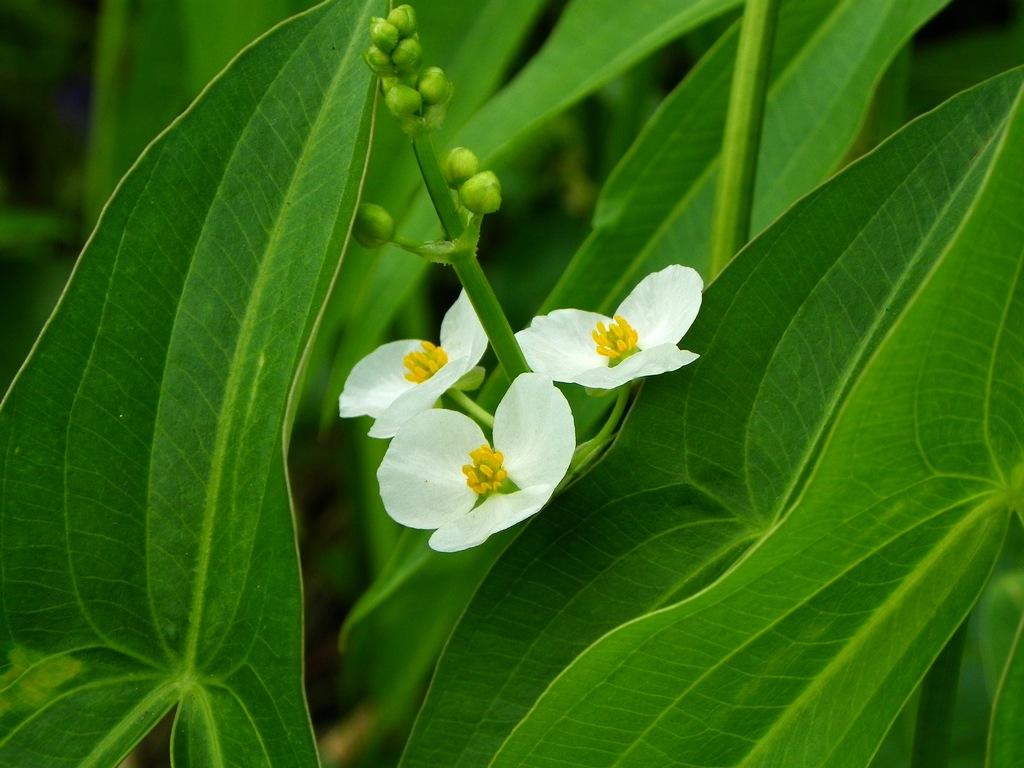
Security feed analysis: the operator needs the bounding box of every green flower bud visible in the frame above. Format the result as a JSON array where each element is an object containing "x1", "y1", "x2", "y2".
[
  {"x1": 459, "y1": 171, "x2": 502, "y2": 215},
  {"x1": 443, "y1": 147, "x2": 480, "y2": 188},
  {"x1": 369, "y1": 18, "x2": 400, "y2": 52},
  {"x1": 365, "y1": 45, "x2": 392, "y2": 73},
  {"x1": 418, "y1": 66, "x2": 452, "y2": 106},
  {"x1": 390, "y1": 37, "x2": 421, "y2": 73},
  {"x1": 354, "y1": 203, "x2": 395, "y2": 248},
  {"x1": 384, "y1": 83, "x2": 422, "y2": 117},
  {"x1": 387, "y1": 4, "x2": 417, "y2": 37}
]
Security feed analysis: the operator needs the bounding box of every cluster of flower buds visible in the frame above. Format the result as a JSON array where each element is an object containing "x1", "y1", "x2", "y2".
[
  {"x1": 365, "y1": 5, "x2": 452, "y2": 136},
  {"x1": 442, "y1": 147, "x2": 502, "y2": 215}
]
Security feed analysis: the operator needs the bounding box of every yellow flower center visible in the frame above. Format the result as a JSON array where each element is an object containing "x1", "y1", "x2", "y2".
[
  {"x1": 403, "y1": 341, "x2": 448, "y2": 383},
  {"x1": 592, "y1": 315, "x2": 639, "y2": 364},
  {"x1": 462, "y1": 444, "x2": 510, "y2": 496}
]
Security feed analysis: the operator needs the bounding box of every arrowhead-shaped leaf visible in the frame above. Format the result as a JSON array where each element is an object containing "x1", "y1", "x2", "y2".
[
  {"x1": 0, "y1": 0, "x2": 379, "y2": 764},
  {"x1": 401, "y1": 69, "x2": 1024, "y2": 768}
]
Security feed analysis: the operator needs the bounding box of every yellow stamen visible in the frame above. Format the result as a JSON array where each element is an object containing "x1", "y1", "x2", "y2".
[
  {"x1": 462, "y1": 444, "x2": 510, "y2": 496},
  {"x1": 403, "y1": 341, "x2": 448, "y2": 383},
  {"x1": 592, "y1": 315, "x2": 639, "y2": 364}
]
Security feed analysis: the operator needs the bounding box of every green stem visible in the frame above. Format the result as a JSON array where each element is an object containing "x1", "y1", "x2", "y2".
[
  {"x1": 565, "y1": 386, "x2": 631, "y2": 479},
  {"x1": 589, "y1": 387, "x2": 631, "y2": 449},
  {"x1": 411, "y1": 133, "x2": 528, "y2": 379},
  {"x1": 390, "y1": 234, "x2": 457, "y2": 263},
  {"x1": 412, "y1": 134, "x2": 464, "y2": 239},
  {"x1": 446, "y1": 389, "x2": 495, "y2": 429},
  {"x1": 708, "y1": 0, "x2": 780, "y2": 278},
  {"x1": 911, "y1": 620, "x2": 969, "y2": 768},
  {"x1": 450, "y1": 249, "x2": 530, "y2": 379}
]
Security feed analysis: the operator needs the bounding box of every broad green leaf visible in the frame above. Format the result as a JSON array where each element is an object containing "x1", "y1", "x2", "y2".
[
  {"x1": 402, "y1": 70, "x2": 1024, "y2": 767},
  {"x1": 85, "y1": 0, "x2": 312, "y2": 224},
  {"x1": 0, "y1": 0, "x2": 379, "y2": 763},
  {"x1": 545, "y1": 0, "x2": 949, "y2": 314},
  {"x1": 843, "y1": 45, "x2": 911, "y2": 163},
  {"x1": 989, "y1": 605, "x2": 1024, "y2": 767},
  {"x1": 454, "y1": 0, "x2": 741, "y2": 162}
]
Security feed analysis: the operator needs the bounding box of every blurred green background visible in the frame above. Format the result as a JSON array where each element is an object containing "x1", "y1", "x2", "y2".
[{"x1": 1, "y1": 0, "x2": 1021, "y2": 765}]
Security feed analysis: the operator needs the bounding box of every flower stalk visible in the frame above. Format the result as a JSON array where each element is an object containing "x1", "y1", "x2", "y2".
[
  {"x1": 367, "y1": 11, "x2": 529, "y2": 382},
  {"x1": 564, "y1": 386, "x2": 631, "y2": 483},
  {"x1": 450, "y1": 248, "x2": 531, "y2": 380},
  {"x1": 708, "y1": 0, "x2": 781, "y2": 278},
  {"x1": 411, "y1": 134, "x2": 528, "y2": 378},
  {"x1": 413, "y1": 134, "x2": 465, "y2": 239},
  {"x1": 446, "y1": 388, "x2": 495, "y2": 429}
]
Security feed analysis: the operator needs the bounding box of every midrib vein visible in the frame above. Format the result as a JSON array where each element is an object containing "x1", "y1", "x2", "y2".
[
  {"x1": 148, "y1": 13, "x2": 325, "y2": 664},
  {"x1": 180, "y1": 4, "x2": 359, "y2": 672}
]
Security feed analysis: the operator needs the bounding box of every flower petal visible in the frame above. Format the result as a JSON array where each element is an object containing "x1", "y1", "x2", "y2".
[
  {"x1": 440, "y1": 290, "x2": 487, "y2": 364},
  {"x1": 428, "y1": 486, "x2": 551, "y2": 552},
  {"x1": 377, "y1": 408, "x2": 482, "y2": 530},
  {"x1": 616, "y1": 264, "x2": 703, "y2": 348},
  {"x1": 339, "y1": 339, "x2": 421, "y2": 419},
  {"x1": 516, "y1": 309, "x2": 610, "y2": 382},
  {"x1": 368, "y1": 356, "x2": 472, "y2": 438},
  {"x1": 493, "y1": 373, "x2": 575, "y2": 490},
  {"x1": 573, "y1": 344, "x2": 699, "y2": 389}
]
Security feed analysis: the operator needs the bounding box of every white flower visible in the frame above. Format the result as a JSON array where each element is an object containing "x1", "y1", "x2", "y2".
[
  {"x1": 515, "y1": 264, "x2": 702, "y2": 389},
  {"x1": 339, "y1": 291, "x2": 486, "y2": 438},
  {"x1": 377, "y1": 373, "x2": 575, "y2": 552}
]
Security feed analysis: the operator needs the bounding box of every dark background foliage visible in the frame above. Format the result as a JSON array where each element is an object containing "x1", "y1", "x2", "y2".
[{"x1": 1, "y1": 0, "x2": 1021, "y2": 765}]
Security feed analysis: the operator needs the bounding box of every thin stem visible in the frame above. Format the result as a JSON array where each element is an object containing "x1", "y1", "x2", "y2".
[
  {"x1": 411, "y1": 132, "x2": 528, "y2": 378},
  {"x1": 412, "y1": 134, "x2": 464, "y2": 239},
  {"x1": 911, "y1": 619, "x2": 969, "y2": 768},
  {"x1": 446, "y1": 389, "x2": 495, "y2": 429},
  {"x1": 708, "y1": 0, "x2": 780, "y2": 278},
  {"x1": 566, "y1": 386, "x2": 632, "y2": 479},
  {"x1": 390, "y1": 234, "x2": 458, "y2": 264},
  {"x1": 450, "y1": 249, "x2": 530, "y2": 379},
  {"x1": 589, "y1": 386, "x2": 631, "y2": 449},
  {"x1": 393, "y1": 234, "x2": 429, "y2": 251}
]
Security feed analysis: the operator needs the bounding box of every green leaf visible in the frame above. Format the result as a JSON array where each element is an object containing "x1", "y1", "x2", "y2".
[
  {"x1": 85, "y1": 0, "x2": 313, "y2": 224},
  {"x1": 843, "y1": 45, "x2": 911, "y2": 163},
  {"x1": 401, "y1": 69, "x2": 1024, "y2": 767},
  {"x1": 0, "y1": 0, "x2": 378, "y2": 763},
  {"x1": 545, "y1": 0, "x2": 950, "y2": 314},
  {"x1": 455, "y1": 0, "x2": 741, "y2": 162},
  {"x1": 987, "y1": 573, "x2": 1024, "y2": 767}
]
